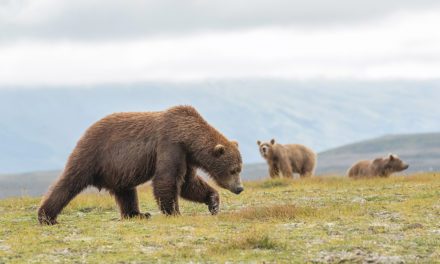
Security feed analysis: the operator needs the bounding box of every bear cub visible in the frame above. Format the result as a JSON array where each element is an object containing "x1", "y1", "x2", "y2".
[
  {"x1": 348, "y1": 154, "x2": 409, "y2": 178},
  {"x1": 257, "y1": 139, "x2": 316, "y2": 178}
]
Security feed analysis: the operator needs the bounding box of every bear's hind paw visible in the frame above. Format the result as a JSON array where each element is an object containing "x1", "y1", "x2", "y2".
[{"x1": 140, "y1": 212, "x2": 152, "y2": 219}]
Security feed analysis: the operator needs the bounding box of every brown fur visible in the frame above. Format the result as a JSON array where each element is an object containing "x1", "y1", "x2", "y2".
[
  {"x1": 348, "y1": 154, "x2": 409, "y2": 179},
  {"x1": 257, "y1": 139, "x2": 316, "y2": 178},
  {"x1": 38, "y1": 105, "x2": 243, "y2": 224}
]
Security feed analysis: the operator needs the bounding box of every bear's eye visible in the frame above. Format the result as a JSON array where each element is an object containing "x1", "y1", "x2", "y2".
[{"x1": 230, "y1": 168, "x2": 241, "y2": 174}]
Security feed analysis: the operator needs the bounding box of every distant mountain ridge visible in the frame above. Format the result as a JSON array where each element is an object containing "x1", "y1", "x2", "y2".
[
  {"x1": 315, "y1": 132, "x2": 440, "y2": 175},
  {"x1": 0, "y1": 170, "x2": 59, "y2": 198},
  {"x1": 1, "y1": 132, "x2": 439, "y2": 198},
  {"x1": 2, "y1": 80, "x2": 440, "y2": 174}
]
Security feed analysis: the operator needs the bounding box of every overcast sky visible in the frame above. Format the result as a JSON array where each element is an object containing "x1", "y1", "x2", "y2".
[{"x1": 1, "y1": 0, "x2": 440, "y2": 86}]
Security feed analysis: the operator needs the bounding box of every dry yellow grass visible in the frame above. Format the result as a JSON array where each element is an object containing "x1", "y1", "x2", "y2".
[
  {"x1": 0, "y1": 174, "x2": 439, "y2": 263},
  {"x1": 223, "y1": 204, "x2": 316, "y2": 221}
]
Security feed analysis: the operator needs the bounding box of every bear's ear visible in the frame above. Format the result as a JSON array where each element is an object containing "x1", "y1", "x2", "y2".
[
  {"x1": 231, "y1": 140, "x2": 239, "y2": 147},
  {"x1": 257, "y1": 140, "x2": 261, "y2": 146},
  {"x1": 213, "y1": 144, "x2": 225, "y2": 157},
  {"x1": 389, "y1": 154, "x2": 395, "y2": 161},
  {"x1": 270, "y1": 139, "x2": 275, "y2": 145}
]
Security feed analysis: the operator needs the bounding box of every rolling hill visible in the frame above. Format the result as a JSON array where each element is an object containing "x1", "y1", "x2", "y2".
[
  {"x1": 1, "y1": 132, "x2": 439, "y2": 198},
  {"x1": 243, "y1": 132, "x2": 440, "y2": 179},
  {"x1": 0, "y1": 170, "x2": 59, "y2": 198},
  {"x1": 2, "y1": 80, "x2": 440, "y2": 174},
  {"x1": 315, "y1": 132, "x2": 440, "y2": 175}
]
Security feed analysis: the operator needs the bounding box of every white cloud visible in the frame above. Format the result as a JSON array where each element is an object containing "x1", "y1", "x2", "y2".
[
  {"x1": 1, "y1": 9, "x2": 440, "y2": 86},
  {"x1": 1, "y1": 0, "x2": 439, "y2": 41}
]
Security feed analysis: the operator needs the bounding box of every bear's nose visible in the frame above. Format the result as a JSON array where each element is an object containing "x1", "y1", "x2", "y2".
[{"x1": 234, "y1": 187, "x2": 244, "y2": 195}]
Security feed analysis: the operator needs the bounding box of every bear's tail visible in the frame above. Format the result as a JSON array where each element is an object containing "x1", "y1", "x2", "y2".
[{"x1": 38, "y1": 169, "x2": 90, "y2": 225}]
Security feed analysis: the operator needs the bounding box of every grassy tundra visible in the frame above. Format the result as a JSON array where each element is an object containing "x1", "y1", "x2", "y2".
[{"x1": 0, "y1": 174, "x2": 439, "y2": 263}]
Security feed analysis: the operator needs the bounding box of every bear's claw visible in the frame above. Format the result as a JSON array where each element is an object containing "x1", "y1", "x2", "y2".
[
  {"x1": 38, "y1": 217, "x2": 58, "y2": 225},
  {"x1": 141, "y1": 212, "x2": 152, "y2": 219},
  {"x1": 121, "y1": 212, "x2": 152, "y2": 220},
  {"x1": 38, "y1": 211, "x2": 58, "y2": 225}
]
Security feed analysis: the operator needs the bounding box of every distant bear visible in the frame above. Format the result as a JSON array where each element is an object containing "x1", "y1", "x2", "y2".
[
  {"x1": 38, "y1": 106, "x2": 243, "y2": 225},
  {"x1": 257, "y1": 139, "x2": 316, "y2": 178},
  {"x1": 348, "y1": 154, "x2": 409, "y2": 179}
]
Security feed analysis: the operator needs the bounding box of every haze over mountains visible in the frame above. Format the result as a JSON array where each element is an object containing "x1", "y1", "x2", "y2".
[
  {"x1": 2, "y1": 80, "x2": 440, "y2": 175},
  {"x1": 1, "y1": 132, "x2": 439, "y2": 198}
]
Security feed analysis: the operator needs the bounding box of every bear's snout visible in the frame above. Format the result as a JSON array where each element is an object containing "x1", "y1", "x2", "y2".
[
  {"x1": 260, "y1": 146, "x2": 269, "y2": 157},
  {"x1": 232, "y1": 186, "x2": 244, "y2": 195},
  {"x1": 403, "y1": 164, "x2": 409, "y2": 170}
]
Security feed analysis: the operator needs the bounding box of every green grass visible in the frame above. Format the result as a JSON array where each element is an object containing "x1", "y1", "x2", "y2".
[{"x1": 1, "y1": 174, "x2": 439, "y2": 263}]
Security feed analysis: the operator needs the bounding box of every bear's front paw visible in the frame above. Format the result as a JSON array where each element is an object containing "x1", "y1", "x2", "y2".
[
  {"x1": 208, "y1": 193, "x2": 220, "y2": 215},
  {"x1": 38, "y1": 216, "x2": 58, "y2": 225}
]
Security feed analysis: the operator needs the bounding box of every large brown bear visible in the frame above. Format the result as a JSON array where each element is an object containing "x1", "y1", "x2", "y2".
[
  {"x1": 38, "y1": 106, "x2": 243, "y2": 225},
  {"x1": 348, "y1": 154, "x2": 409, "y2": 179},
  {"x1": 257, "y1": 139, "x2": 316, "y2": 178}
]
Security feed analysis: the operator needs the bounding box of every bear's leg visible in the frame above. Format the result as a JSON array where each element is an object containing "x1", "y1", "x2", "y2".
[
  {"x1": 280, "y1": 161, "x2": 294, "y2": 178},
  {"x1": 114, "y1": 188, "x2": 151, "y2": 219},
  {"x1": 299, "y1": 162, "x2": 315, "y2": 178},
  {"x1": 152, "y1": 143, "x2": 186, "y2": 215},
  {"x1": 153, "y1": 175, "x2": 182, "y2": 215},
  {"x1": 269, "y1": 166, "x2": 280, "y2": 178},
  {"x1": 180, "y1": 168, "x2": 220, "y2": 215},
  {"x1": 38, "y1": 174, "x2": 89, "y2": 225}
]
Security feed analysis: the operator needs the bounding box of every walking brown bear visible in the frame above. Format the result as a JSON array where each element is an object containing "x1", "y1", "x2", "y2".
[
  {"x1": 348, "y1": 154, "x2": 409, "y2": 178},
  {"x1": 257, "y1": 139, "x2": 316, "y2": 178},
  {"x1": 38, "y1": 105, "x2": 244, "y2": 225}
]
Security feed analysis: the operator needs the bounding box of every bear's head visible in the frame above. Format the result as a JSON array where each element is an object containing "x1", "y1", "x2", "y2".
[
  {"x1": 375, "y1": 154, "x2": 409, "y2": 175},
  {"x1": 257, "y1": 139, "x2": 276, "y2": 159},
  {"x1": 207, "y1": 141, "x2": 244, "y2": 195},
  {"x1": 385, "y1": 154, "x2": 409, "y2": 173}
]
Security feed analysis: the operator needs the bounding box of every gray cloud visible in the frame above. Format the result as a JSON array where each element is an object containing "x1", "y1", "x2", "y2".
[{"x1": 1, "y1": 0, "x2": 439, "y2": 41}]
